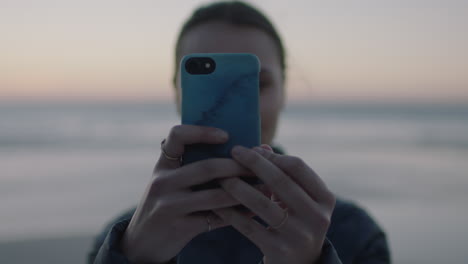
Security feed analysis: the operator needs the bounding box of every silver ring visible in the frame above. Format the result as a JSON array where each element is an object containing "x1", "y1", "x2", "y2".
[
  {"x1": 267, "y1": 208, "x2": 289, "y2": 230},
  {"x1": 160, "y1": 139, "x2": 180, "y2": 161},
  {"x1": 206, "y1": 215, "x2": 212, "y2": 232}
]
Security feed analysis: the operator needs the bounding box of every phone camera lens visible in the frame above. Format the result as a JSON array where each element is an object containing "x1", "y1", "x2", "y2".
[
  {"x1": 185, "y1": 57, "x2": 215, "y2": 75},
  {"x1": 186, "y1": 59, "x2": 199, "y2": 72}
]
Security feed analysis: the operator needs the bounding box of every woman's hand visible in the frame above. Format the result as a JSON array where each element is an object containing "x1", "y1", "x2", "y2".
[
  {"x1": 213, "y1": 145, "x2": 336, "y2": 264},
  {"x1": 120, "y1": 125, "x2": 249, "y2": 264}
]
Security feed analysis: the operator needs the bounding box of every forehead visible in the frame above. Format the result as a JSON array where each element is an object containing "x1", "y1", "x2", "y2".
[{"x1": 178, "y1": 22, "x2": 282, "y2": 72}]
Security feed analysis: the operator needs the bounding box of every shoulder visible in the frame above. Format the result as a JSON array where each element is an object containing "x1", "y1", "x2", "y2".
[
  {"x1": 94, "y1": 207, "x2": 136, "y2": 245},
  {"x1": 329, "y1": 198, "x2": 380, "y2": 231},
  {"x1": 88, "y1": 207, "x2": 137, "y2": 263},
  {"x1": 326, "y1": 198, "x2": 390, "y2": 263},
  {"x1": 328, "y1": 198, "x2": 385, "y2": 240}
]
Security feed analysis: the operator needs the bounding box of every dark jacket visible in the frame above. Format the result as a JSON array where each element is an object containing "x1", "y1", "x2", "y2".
[{"x1": 88, "y1": 198, "x2": 390, "y2": 264}]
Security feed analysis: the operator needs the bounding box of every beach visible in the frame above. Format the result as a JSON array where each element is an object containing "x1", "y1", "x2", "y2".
[{"x1": 1, "y1": 101, "x2": 468, "y2": 263}]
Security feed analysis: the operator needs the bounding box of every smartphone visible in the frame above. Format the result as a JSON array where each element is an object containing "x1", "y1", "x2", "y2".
[{"x1": 180, "y1": 53, "x2": 261, "y2": 191}]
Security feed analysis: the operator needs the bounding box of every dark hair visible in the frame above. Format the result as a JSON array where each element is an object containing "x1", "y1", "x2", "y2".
[{"x1": 174, "y1": 1, "x2": 286, "y2": 83}]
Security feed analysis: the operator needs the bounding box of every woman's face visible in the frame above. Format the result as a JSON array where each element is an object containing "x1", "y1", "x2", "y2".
[{"x1": 175, "y1": 22, "x2": 285, "y2": 145}]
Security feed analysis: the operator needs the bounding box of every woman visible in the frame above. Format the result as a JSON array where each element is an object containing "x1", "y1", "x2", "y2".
[{"x1": 89, "y1": 2, "x2": 390, "y2": 264}]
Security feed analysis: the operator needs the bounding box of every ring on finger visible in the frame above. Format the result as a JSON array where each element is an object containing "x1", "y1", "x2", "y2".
[
  {"x1": 160, "y1": 139, "x2": 181, "y2": 161},
  {"x1": 206, "y1": 214, "x2": 212, "y2": 232}
]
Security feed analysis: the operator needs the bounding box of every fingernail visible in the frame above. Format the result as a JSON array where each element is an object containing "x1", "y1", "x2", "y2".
[
  {"x1": 260, "y1": 144, "x2": 273, "y2": 152},
  {"x1": 253, "y1": 147, "x2": 264, "y2": 154},
  {"x1": 215, "y1": 129, "x2": 228, "y2": 140},
  {"x1": 231, "y1": 145, "x2": 246, "y2": 157}
]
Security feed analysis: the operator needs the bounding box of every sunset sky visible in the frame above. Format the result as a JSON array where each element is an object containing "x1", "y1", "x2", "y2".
[{"x1": 1, "y1": 0, "x2": 467, "y2": 102}]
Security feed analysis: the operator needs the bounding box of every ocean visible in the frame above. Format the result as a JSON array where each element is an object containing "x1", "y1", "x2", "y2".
[{"x1": 1, "y1": 101, "x2": 467, "y2": 263}]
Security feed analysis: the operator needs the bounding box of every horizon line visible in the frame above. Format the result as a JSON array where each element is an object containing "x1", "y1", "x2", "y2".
[{"x1": 1, "y1": 95, "x2": 467, "y2": 105}]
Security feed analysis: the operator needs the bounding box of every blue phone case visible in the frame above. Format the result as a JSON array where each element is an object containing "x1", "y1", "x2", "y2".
[{"x1": 180, "y1": 53, "x2": 261, "y2": 190}]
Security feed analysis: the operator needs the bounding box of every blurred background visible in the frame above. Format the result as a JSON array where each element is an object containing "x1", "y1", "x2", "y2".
[{"x1": 1, "y1": 0, "x2": 467, "y2": 263}]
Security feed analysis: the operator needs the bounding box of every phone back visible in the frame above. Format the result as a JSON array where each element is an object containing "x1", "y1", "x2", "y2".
[{"x1": 180, "y1": 53, "x2": 261, "y2": 165}]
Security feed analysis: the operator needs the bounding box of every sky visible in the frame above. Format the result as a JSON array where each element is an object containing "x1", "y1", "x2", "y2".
[{"x1": 1, "y1": 0, "x2": 467, "y2": 102}]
